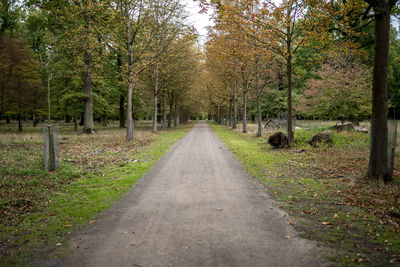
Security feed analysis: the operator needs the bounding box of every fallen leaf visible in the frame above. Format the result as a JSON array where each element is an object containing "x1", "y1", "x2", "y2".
[
  {"x1": 217, "y1": 208, "x2": 223, "y2": 211},
  {"x1": 56, "y1": 243, "x2": 62, "y2": 246},
  {"x1": 333, "y1": 214, "x2": 339, "y2": 218},
  {"x1": 116, "y1": 188, "x2": 120, "y2": 191},
  {"x1": 322, "y1": 222, "x2": 332, "y2": 225},
  {"x1": 285, "y1": 236, "x2": 291, "y2": 239},
  {"x1": 89, "y1": 220, "x2": 96, "y2": 224},
  {"x1": 64, "y1": 224, "x2": 73, "y2": 228}
]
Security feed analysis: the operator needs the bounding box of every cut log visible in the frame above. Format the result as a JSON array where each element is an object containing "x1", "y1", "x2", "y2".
[
  {"x1": 309, "y1": 130, "x2": 333, "y2": 147},
  {"x1": 332, "y1": 122, "x2": 354, "y2": 132}
]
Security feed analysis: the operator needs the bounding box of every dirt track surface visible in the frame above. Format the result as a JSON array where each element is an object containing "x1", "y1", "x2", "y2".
[{"x1": 41, "y1": 121, "x2": 326, "y2": 267}]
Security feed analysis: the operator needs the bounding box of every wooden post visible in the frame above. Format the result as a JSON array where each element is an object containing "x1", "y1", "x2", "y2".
[{"x1": 44, "y1": 124, "x2": 59, "y2": 171}]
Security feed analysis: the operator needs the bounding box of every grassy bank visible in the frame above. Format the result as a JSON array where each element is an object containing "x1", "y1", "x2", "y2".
[
  {"x1": 0, "y1": 121, "x2": 193, "y2": 265},
  {"x1": 211, "y1": 122, "x2": 400, "y2": 266}
]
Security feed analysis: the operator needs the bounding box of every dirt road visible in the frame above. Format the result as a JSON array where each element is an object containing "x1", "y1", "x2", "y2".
[{"x1": 43, "y1": 121, "x2": 325, "y2": 266}]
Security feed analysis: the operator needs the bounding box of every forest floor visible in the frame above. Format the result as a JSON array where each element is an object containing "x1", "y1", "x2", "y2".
[
  {"x1": 211, "y1": 121, "x2": 400, "y2": 266},
  {"x1": 0, "y1": 120, "x2": 193, "y2": 265}
]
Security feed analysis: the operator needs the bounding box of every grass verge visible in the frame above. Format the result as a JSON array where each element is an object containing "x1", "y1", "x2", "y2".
[
  {"x1": 0, "y1": 121, "x2": 193, "y2": 265},
  {"x1": 211, "y1": 122, "x2": 400, "y2": 266}
]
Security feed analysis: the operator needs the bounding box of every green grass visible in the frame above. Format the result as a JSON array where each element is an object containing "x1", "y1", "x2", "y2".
[
  {"x1": 211, "y1": 122, "x2": 400, "y2": 266},
  {"x1": 0, "y1": 121, "x2": 193, "y2": 265}
]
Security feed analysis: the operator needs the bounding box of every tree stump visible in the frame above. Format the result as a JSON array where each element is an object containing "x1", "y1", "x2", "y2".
[
  {"x1": 268, "y1": 132, "x2": 287, "y2": 148},
  {"x1": 309, "y1": 130, "x2": 333, "y2": 147}
]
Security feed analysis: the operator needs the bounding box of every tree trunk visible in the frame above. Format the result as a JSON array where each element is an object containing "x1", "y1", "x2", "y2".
[
  {"x1": 74, "y1": 113, "x2": 78, "y2": 132},
  {"x1": 233, "y1": 84, "x2": 237, "y2": 129},
  {"x1": 225, "y1": 105, "x2": 229, "y2": 126},
  {"x1": 126, "y1": 19, "x2": 134, "y2": 142},
  {"x1": 47, "y1": 74, "x2": 52, "y2": 122},
  {"x1": 257, "y1": 95, "x2": 262, "y2": 137},
  {"x1": 162, "y1": 90, "x2": 167, "y2": 130},
  {"x1": 65, "y1": 114, "x2": 71, "y2": 123},
  {"x1": 168, "y1": 102, "x2": 173, "y2": 128},
  {"x1": 83, "y1": 13, "x2": 94, "y2": 134},
  {"x1": 18, "y1": 112, "x2": 22, "y2": 132},
  {"x1": 229, "y1": 97, "x2": 232, "y2": 126},
  {"x1": 175, "y1": 102, "x2": 180, "y2": 126},
  {"x1": 101, "y1": 113, "x2": 107, "y2": 126},
  {"x1": 368, "y1": 6, "x2": 392, "y2": 181},
  {"x1": 119, "y1": 95, "x2": 125, "y2": 128},
  {"x1": 33, "y1": 114, "x2": 37, "y2": 127},
  {"x1": 80, "y1": 112, "x2": 84, "y2": 126},
  {"x1": 287, "y1": 53, "x2": 294, "y2": 147},
  {"x1": 117, "y1": 51, "x2": 125, "y2": 128},
  {"x1": 152, "y1": 63, "x2": 159, "y2": 133},
  {"x1": 243, "y1": 90, "x2": 247, "y2": 133}
]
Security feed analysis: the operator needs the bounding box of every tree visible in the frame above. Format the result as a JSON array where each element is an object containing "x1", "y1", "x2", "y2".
[
  {"x1": 297, "y1": 52, "x2": 372, "y2": 121},
  {"x1": 314, "y1": 0, "x2": 399, "y2": 181},
  {"x1": 0, "y1": 35, "x2": 42, "y2": 131}
]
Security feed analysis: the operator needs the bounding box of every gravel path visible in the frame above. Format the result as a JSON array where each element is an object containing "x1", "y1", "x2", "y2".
[{"x1": 42, "y1": 121, "x2": 326, "y2": 267}]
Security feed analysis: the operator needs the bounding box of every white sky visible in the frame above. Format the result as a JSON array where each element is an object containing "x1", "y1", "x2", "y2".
[{"x1": 182, "y1": 0, "x2": 214, "y2": 44}]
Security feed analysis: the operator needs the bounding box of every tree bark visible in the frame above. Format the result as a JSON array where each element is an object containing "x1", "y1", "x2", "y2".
[
  {"x1": 119, "y1": 95, "x2": 125, "y2": 128},
  {"x1": 257, "y1": 95, "x2": 262, "y2": 137},
  {"x1": 287, "y1": 53, "x2": 294, "y2": 147},
  {"x1": 152, "y1": 63, "x2": 159, "y2": 133},
  {"x1": 18, "y1": 111, "x2": 22, "y2": 132},
  {"x1": 101, "y1": 113, "x2": 107, "y2": 126},
  {"x1": 368, "y1": 5, "x2": 392, "y2": 181},
  {"x1": 162, "y1": 90, "x2": 167, "y2": 130},
  {"x1": 233, "y1": 84, "x2": 237, "y2": 129},
  {"x1": 117, "y1": 52, "x2": 125, "y2": 128},
  {"x1": 83, "y1": 12, "x2": 94, "y2": 134},
  {"x1": 80, "y1": 112, "x2": 84, "y2": 126},
  {"x1": 229, "y1": 97, "x2": 232, "y2": 126},
  {"x1": 175, "y1": 102, "x2": 180, "y2": 126},
  {"x1": 126, "y1": 17, "x2": 134, "y2": 142},
  {"x1": 242, "y1": 90, "x2": 247, "y2": 133},
  {"x1": 168, "y1": 102, "x2": 173, "y2": 128},
  {"x1": 74, "y1": 113, "x2": 78, "y2": 132},
  {"x1": 47, "y1": 73, "x2": 52, "y2": 122}
]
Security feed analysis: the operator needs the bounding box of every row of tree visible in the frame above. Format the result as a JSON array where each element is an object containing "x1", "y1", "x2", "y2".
[
  {"x1": 200, "y1": 0, "x2": 399, "y2": 181},
  {"x1": 0, "y1": 0, "x2": 204, "y2": 139}
]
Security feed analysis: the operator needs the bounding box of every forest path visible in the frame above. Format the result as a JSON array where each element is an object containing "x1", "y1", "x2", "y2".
[{"x1": 45, "y1": 121, "x2": 325, "y2": 267}]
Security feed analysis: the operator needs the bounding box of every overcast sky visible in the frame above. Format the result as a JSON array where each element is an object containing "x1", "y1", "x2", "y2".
[{"x1": 182, "y1": 0, "x2": 214, "y2": 44}]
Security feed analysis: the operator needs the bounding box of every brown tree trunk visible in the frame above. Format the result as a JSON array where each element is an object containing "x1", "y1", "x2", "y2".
[
  {"x1": 168, "y1": 102, "x2": 173, "y2": 128},
  {"x1": 257, "y1": 95, "x2": 262, "y2": 137},
  {"x1": 368, "y1": 5, "x2": 392, "y2": 181},
  {"x1": 126, "y1": 19, "x2": 134, "y2": 142},
  {"x1": 74, "y1": 113, "x2": 78, "y2": 132},
  {"x1": 233, "y1": 84, "x2": 237, "y2": 129},
  {"x1": 242, "y1": 90, "x2": 247, "y2": 133},
  {"x1": 18, "y1": 111, "x2": 22, "y2": 132},
  {"x1": 83, "y1": 13, "x2": 94, "y2": 134},
  {"x1": 152, "y1": 63, "x2": 159, "y2": 133},
  {"x1": 101, "y1": 113, "x2": 107, "y2": 126},
  {"x1": 175, "y1": 102, "x2": 180, "y2": 126},
  {"x1": 162, "y1": 90, "x2": 167, "y2": 130},
  {"x1": 287, "y1": 54, "x2": 294, "y2": 147},
  {"x1": 117, "y1": 52, "x2": 125, "y2": 129},
  {"x1": 119, "y1": 95, "x2": 125, "y2": 128},
  {"x1": 229, "y1": 97, "x2": 232, "y2": 126}
]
